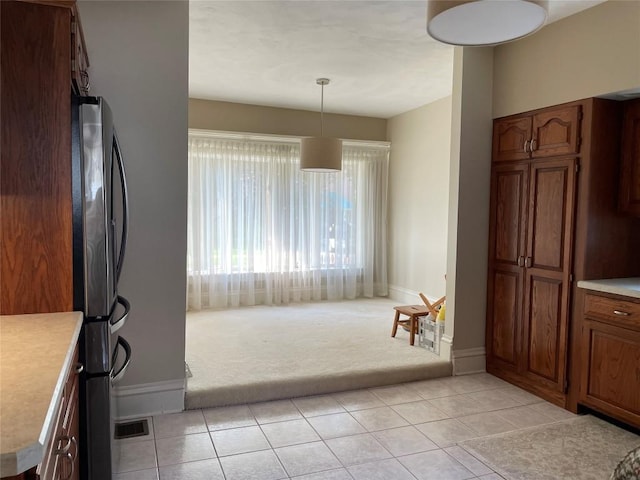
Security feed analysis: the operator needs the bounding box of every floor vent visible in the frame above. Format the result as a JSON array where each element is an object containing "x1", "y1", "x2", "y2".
[{"x1": 115, "y1": 419, "x2": 150, "y2": 439}]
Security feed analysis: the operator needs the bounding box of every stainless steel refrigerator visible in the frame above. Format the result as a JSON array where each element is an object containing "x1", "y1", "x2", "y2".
[{"x1": 71, "y1": 96, "x2": 132, "y2": 480}]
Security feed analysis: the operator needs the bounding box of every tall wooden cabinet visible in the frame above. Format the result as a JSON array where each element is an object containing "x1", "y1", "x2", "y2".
[
  {"x1": 487, "y1": 99, "x2": 640, "y2": 407},
  {"x1": 0, "y1": 1, "x2": 88, "y2": 315}
]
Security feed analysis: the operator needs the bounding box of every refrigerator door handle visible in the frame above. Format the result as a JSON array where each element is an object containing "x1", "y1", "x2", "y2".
[
  {"x1": 113, "y1": 130, "x2": 129, "y2": 282},
  {"x1": 110, "y1": 295, "x2": 130, "y2": 334},
  {"x1": 110, "y1": 336, "x2": 131, "y2": 384}
]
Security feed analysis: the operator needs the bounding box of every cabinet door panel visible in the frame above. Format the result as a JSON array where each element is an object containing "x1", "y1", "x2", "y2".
[
  {"x1": 619, "y1": 99, "x2": 640, "y2": 215},
  {"x1": 486, "y1": 163, "x2": 528, "y2": 371},
  {"x1": 524, "y1": 276, "x2": 563, "y2": 382},
  {"x1": 493, "y1": 116, "x2": 532, "y2": 162},
  {"x1": 528, "y1": 160, "x2": 576, "y2": 272},
  {"x1": 487, "y1": 269, "x2": 522, "y2": 366},
  {"x1": 581, "y1": 320, "x2": 640, "y2": 427},
  {"x1": 489, "y1": 165, "x2": 528, "y2": 265},
  {"x1": 532, "y1": 105, "x2": 581, "y2": 158},
  {"x1": 522, "y1": 158, "x2": 576, "y2": 392},
  {"x1": 0, "y1": 1, "x2": 73, "y2": 314}
]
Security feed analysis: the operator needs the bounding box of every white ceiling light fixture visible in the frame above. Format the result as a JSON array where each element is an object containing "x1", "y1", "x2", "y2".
[
  {"x1": 300, "y1": 78, "x2": 342, "y2": 172},
  {"x1": 427, "y1": 0, "x2": 548, "y2": 46}
]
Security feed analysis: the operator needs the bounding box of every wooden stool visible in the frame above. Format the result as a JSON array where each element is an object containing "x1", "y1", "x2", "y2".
[{"x1": 391, "y1": 305, "x2": 429, "y2": 345}]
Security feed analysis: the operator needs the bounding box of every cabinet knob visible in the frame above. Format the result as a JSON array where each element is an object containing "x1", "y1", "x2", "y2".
[
  {"x1": 530, "y1": 138, "x2": 537, "y2": 151},
  {"x1": 613, "y1": 310, "x2": 630, "y2": 316},
  {"x1": 523, "y1": 140, "x2": 530, "y2": 153},
  {"x1": 75, "y1": 363, "x2": 84, "y2": 374}
]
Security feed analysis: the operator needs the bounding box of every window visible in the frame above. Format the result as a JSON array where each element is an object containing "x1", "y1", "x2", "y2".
[{"x1": 187, "y1": 132, "x2": 389, "y2": 309}]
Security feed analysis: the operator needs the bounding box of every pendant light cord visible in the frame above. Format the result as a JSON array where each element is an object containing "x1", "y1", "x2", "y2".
[{"x1": 320, "y1": 82, "x2": 324, "y2": 137}]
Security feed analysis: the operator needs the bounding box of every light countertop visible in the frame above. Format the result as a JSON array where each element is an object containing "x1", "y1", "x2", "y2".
[
  {"x1": 577, "y1": 277, "x2": 640, "y2": 300},
  {"x1": 0, "y1": 312, "x2": 82, "y2": 477}
]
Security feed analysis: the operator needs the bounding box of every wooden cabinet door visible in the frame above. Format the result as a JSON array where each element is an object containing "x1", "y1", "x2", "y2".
[
  {"x1": 619, "y1": 99, "x2": 640, "y2": 215},
  {"x1": 521, "y1": 158, "x2": 576, "y2": 392},
  {"x1": 486, "y1": 163, "x2": 529, "y2": 370},
  {"x1": 0, "y1": 1, "x2": 73, "y2": 314},
  {"x1": 492, "y1": 116, "x2": 532, "y2": 162},
  {"x1": 531, "y1": 106, "x2": 581, "y2": 159},
  {"x1": 580, "y1": 319, "x2": 640, "y2": 428}
]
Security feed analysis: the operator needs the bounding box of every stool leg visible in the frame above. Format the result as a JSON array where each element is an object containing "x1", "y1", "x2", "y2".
[
  {"x1": 391, "y1": 310, "x2": 400, "y2": 337},
  {"x1": 409, "y1": 314, "x2": 416, "y2": 345}
]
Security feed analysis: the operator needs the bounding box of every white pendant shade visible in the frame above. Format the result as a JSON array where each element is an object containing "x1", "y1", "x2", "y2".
[
  {"x1": 300, "y1": 136, "x2": 342, "y2": 172},
  {"x1": 427, "y1": 0, "x2": 548, "y2": 46}
]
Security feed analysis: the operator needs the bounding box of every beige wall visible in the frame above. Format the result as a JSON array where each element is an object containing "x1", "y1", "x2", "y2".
[
  {"x1": 494, "y1": 0, "x2": 640, "y2": 118},
  {"x1": 79, "y1": 2, "x2": 188, "y2": 392},
  {"x1": 386, "y1": 97, "x2": 452, "y2": 302},
  {"x1": 189, "y1": 98, "x2": 387, "y2": 141}
]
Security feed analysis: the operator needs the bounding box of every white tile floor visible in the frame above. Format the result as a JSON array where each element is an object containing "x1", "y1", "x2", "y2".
[{"x1": 113, "y1": 373, "x2": 579, "y2": 480}]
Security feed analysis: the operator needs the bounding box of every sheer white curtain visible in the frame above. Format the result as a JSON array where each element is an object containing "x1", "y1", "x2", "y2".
[{"x1": 187, "y1": 133, "x2": 389, "y2": 310}]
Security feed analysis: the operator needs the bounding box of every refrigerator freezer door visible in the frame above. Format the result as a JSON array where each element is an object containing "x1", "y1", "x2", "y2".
[
  {"x1": 85, "y1": 374, "x2": 113, "y2": 480},
  {"x1": 84, "y1": 320, "x2": 111, "y2": 375}
]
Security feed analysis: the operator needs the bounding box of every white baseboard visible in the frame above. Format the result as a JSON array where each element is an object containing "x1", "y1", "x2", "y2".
[
  {"x1": 114, "y1": 378, "x2": 185, "y2": 420},
  {"x1": 439, "y1": 334, "x2": 453, "y2": 362},
  {"x1": 388, "y1": 285, "x2": 442, "y2": 305},
  {"x1": 452, "y1": 347, "x2": 486, "y2": 375},
  {"x1": 387, "y1": 284, "x2": 420, "y2": 303}
]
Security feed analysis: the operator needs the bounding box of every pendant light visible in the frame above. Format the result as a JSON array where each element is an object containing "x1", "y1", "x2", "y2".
[
  {"x1": 300, "y1": 78, "x2": 342, "y2": 172},
  {"x1": 427, "y1": 0, "x2": 548, "y2": 46}
]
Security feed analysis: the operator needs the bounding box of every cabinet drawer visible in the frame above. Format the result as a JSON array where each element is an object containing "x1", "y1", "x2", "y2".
[
  {"x1": 37, "y1": 395, "x2": 65, "y2": 480},
  {"x1": 584, "y1": 293, "x2": 640, "y2": 328},
  {"x1": 35, "y1": 344, "x2": 80, "y2": 480},
  {"x1": 64, "y1": 347, "x2": 79, "y2": 402}
]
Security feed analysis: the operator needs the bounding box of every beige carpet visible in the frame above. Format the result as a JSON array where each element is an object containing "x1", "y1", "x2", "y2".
[
  {"x1": 461, "y1": 415, "x2": 640, "y2": 480},
  {"x1": 185, "y1": 298, "x2": 452, "y2": 409}
]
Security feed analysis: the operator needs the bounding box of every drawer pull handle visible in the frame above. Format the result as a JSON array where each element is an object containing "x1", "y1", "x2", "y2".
[
  {"x1": 75, "y1": 363, "x2": 84, "y2": 374},
  {"x1": 613, "y1": 310, "x2": 630, "y2": 316},
  {"x1": 55, "y1": 435, "x2": 72, "y2": 455},
  {"x1": 70, "y1": 435, "x2": 78, "y2": 460},
  {"x1": 59, "y1": 452, "x2": 74, "y2": 480}
]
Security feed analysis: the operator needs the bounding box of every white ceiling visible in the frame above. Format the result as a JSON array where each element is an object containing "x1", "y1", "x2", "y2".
[{"x1": 189, "y1": 1, "x2": 607, "y2": 119}]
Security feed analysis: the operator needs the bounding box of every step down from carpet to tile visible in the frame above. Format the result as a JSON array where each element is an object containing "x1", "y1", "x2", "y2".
[{"x1": 185, "y1": 298, "x2": 453, "y2": 409}]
